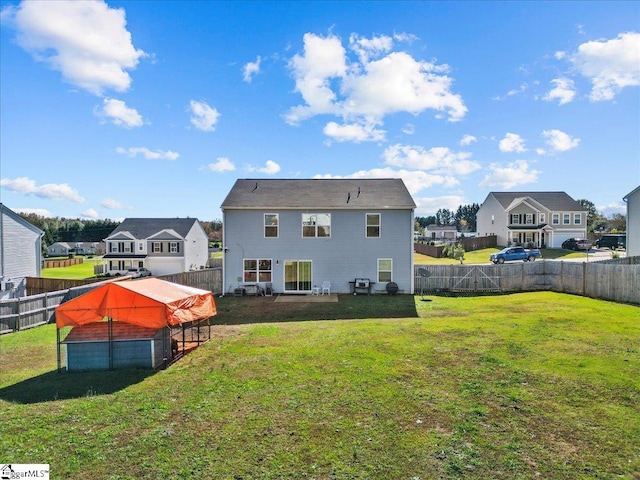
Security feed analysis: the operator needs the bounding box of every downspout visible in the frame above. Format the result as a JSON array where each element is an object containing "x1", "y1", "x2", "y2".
[
  {"x1": 0, "y1": 206, "x2": 4, "y2": 277},
  {"x1": 221, "y1": 208, "x2": 226, "y2": 295},
  {"x1": 410, "y1": 208, "x2": 415, "y2": 295}
]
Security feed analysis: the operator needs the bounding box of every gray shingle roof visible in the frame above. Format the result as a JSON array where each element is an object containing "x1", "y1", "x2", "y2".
[
  {"x1": 221, "y1": 179, "x2": 416, "y2": 209},
  {"x1": 489, "y1": 192, "x2": 587, "y2": 211},
  {"x1": 107, "y1": 218, "x2": 200, "y2": 239}
]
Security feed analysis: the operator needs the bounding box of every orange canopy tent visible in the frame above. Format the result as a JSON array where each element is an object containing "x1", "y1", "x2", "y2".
[{"x1": 56, "y1": 278, "x2": 217, "y2": 329}]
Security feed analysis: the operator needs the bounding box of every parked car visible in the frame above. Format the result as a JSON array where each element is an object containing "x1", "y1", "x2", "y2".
[
  {"x1": 595, "y1": 234, "x2": 626, "y2": 250},
  {"x1": 127, "y1": 267, "x2": 152, "y2": 278},
  {"x1": 490, "y1": 246, "x2": 542, "y2": 264},
  {"x1": 561, "y1": 238, "x2": 592, "y2": 251}
]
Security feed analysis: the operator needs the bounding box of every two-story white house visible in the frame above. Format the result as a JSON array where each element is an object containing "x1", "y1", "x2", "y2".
[
  {"x1": 476, "y1": 191, "x2": 588, "y2": 248},
  {"x1": 221, "y1": 178, "x2": 416, "y2": 295},
  {"x1": 103, "y1": 218, "x2": 209, "y2": 276},
  {"x1": 0, "y1": 203, "x2": 44, "y2": 298}
]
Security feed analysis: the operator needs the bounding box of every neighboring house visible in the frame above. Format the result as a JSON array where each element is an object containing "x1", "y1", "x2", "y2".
[
  {"x1": 0, "y1": 203, "x2": 44, "y2": 298},
  {"x1": 623, "y1": 185, "x2": 640, "y2": 257},
  {"x1": 47, "y1": 241, "x2": 106, "y2": 256},
  {"x1": 221, "y1": 178, "x2": 416, "y2": 295},
  {"x1": 476, "y1": 192, "x2": 588, "y2": 248},
  {"x1": 424, "y1": 224, "x2": 458, "y2": 242},
  {"x1": 103, "y1": 218, "x2": 209, "y2": 276}
]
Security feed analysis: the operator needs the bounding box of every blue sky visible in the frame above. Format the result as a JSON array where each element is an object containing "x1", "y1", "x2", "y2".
[{"x1": 1, "y1": 1, "x2": 639, "y2": 222}]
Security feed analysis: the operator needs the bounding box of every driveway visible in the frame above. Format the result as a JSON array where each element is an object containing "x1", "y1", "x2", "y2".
[{"x1": 550, "y1": 248, "x2": 625, "y2": 262}]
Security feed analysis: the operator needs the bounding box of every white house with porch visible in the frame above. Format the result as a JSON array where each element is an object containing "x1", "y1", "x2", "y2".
[{"x1": 476, "y1": 191, "x2": 588, "y2": 248}]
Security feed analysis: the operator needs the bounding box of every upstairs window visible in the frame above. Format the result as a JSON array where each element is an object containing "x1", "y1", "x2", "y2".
[
  {"x1": 563, "y1": 214, "x2": 570, "y2": 225},
  {"x1": 366, "y1": 213, "x2": 381, "y2": 238},
  {"x1": 540, "y1": 213, "x2": 546, "y2": 223},
  {"x1": 525, "y1": 213, "x2": 534, "y2": 224},
  {"x1": 170, "y1": 242, "x2": 179, "y2": 253},
  {"x1": 511, "y1": 214, "x2": 520, "y2": 225},
  {"x1": 552, "y1": 214, "x2": 560, "y2": 225},
  {"x1": 264, "y1": 214, "x2": 278, "y2": 238},
  {"x1": 302, "y1": 213, "x2": 331, "y2": 237},
  {"x1": 574, "y1": 213, "x2": 581, "y2": 225},
  {"x1": 152, "y1": 242, "x2": 161, "y2": 253}
]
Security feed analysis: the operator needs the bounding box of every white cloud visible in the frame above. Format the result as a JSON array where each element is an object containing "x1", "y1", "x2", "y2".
[
  {"x1": 285, "y1": 32, "x2": 467, "y2": 138},
  {"x1": 1, "y1": 176, "x2": 85, "y2": 203},
  {"x1": 314, "y1": 167, "x2": 457, "y2": 196},
  {"x1": 402, "y1": 123, "x2": 415, "y2": 135},
  {"x1": 541, "y1": 129, "x2": 580, "y2": 152},
  {"x1": 479, "y1": 160, "x2": 540, "y2": 189},
  {"x1": 598, "y1": 201, "x2": 626, "y2": 216},
  {"x1": 81, "y1": 208, "x2": 99, "y2": 219},
  {"x1": 323, "y1": 121, "x2": 386, "y2": 143},
  {"x1": 349, "y1": 33, "x2": 394, "y2": 63},
  {"x1": 460, "y1": 134, "x2": 477, "y2": 146},
  {"x1": 499, "y1": 133, "x2": 527, "y2": 153},
  {"x1": 13, "y1": 207, "x2": 52, "y2": 217},
  {"x1": 116, "y1": 146, "x2": 179, "y2": 160},
  {"x1": 571, "y1": 31, "x2": 640, "y2": 101},
  {"x1": 543, "y1": 78, "x2": 576, "y2": 105},
  {"x1": 101, "y1": 198, "x2": 125, "y2": 209},
  {"x1": 243, "y1": 56, "x2": 261, "y2": 83},
  {"x1": 258, "y1": 160, "x2": 281, "y2": 175},
  {"x1": 413, "y1": 195, "x2": 467, "y2": 216},
  {"x1": 189, "y1": 100, "x2": 221, "y2": 132},
  {"x1": 208, "y1": 157, "x2": 236, "y2": 172},
  {"x1": 383, "y1": 144, "x2": 480, "y2": 176},
  {"x1": 97, "y1": 98, "x2": 143, "y2": 128},
  {"x1": 2, "y1": 0, "x2": 145, "y2": 96}
]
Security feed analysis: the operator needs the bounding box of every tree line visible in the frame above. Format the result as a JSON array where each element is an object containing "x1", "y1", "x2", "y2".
[
  {"x1": 415, "y1": 203, "x2": 480, "y2": 233},
  {"x1": 17, "y1": 213, "x2": 223, "y2": 249}
]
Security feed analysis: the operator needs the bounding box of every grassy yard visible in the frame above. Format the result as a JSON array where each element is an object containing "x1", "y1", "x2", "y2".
[
  {"x1": 41, "y1": 256, "x2": 104, "y2": 280},
  {"x1": 1, "y1": 292, "x2": 638, "y2": 479}
]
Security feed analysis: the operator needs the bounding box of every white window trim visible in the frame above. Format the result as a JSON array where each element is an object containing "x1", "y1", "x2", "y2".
[
  {"x1": 377, "y1": 258, "x2": 392, "y2": 283},
  {"x1": 264, "y1": 213, "x2": 279, "y2": 238},
  {"x1": 574, "y1": 213, "x2": 581, "y2": 225},
  {"x1": 302, "y1": 213, "x2": 331, "y2": 238},
  {"x1": 366, "y1": 213, "x2": 381, "y2": 238},
  {"x1": 552, "y1": 213, "x2": 559, "y2": 225}
]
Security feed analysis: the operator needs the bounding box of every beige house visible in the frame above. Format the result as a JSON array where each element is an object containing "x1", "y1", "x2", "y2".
[{"x1": 476, "y1": 192, "x2": 588, "y2": 248}]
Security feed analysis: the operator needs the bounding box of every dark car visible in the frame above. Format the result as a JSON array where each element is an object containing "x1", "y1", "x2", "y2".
[
  {"x1": 561, "y1": 238, "x2": 592, "y2": 251},
  {"x1": 595, "y1": 234, "x2": 626, "y2": 249},
  {"x1": 127, "y1": 267, "x2": 152, "y2": 278}
]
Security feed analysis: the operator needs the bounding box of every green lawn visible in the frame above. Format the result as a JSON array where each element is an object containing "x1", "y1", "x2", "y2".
[
  {"x1": 41, "y1": 256, "x2": 104, "y2": 279},
  {"x1": 1, "y1": 292, "x2": 638, "y2": 479}
]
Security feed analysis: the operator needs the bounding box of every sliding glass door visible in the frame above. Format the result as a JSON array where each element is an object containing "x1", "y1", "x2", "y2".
[{"x1": 284, "y1": 260, "x2": 312, "y2": 293}]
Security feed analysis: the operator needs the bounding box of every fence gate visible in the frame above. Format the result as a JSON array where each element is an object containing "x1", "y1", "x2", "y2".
[{"x1": 452, "y1": 266, "x2": 500, "y2": 292}]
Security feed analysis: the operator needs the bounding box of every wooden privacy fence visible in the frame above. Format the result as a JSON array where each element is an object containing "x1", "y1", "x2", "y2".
[
  {"x1": 1, "y1": 268, "x2": 222, "y2": 334},
  {"x1": 415, "y1": 258, "x2": 640, "y2": 305}
]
